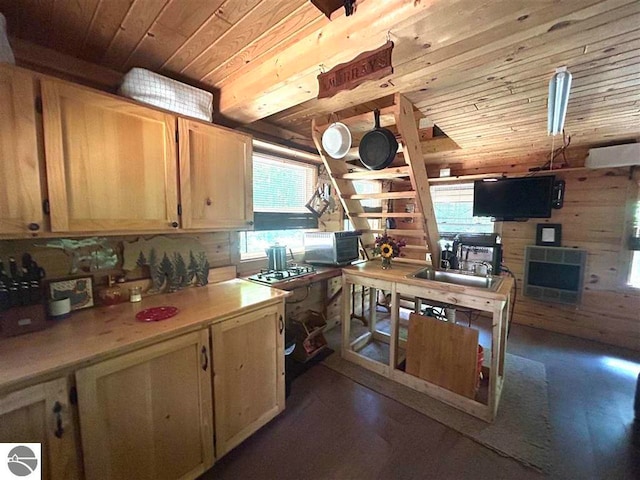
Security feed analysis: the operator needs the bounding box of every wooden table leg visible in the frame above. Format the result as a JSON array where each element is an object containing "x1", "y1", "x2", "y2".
[
  {"x1": 369, "y1": 287, "x2": 377, "y2": 334},
  {"x1": 388, "y1": 283, "x2": 399, "y2": 372}
]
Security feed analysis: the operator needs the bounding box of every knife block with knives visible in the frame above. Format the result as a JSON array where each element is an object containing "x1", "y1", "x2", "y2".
[{"x1": 0, "y1": 253, "x2": 48, "y2": 337}]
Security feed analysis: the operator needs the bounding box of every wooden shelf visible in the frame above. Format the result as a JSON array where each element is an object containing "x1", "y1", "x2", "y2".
[{"x1": 427, "y1": 167, "x2": 590, "y2": 184}]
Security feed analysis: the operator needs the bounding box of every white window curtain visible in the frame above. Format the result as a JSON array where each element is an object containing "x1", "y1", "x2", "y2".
[
  {"x1": 253, "y1": 154, "x2": 317, "y2": 213},
  {"x1": 429, "y1": 182, "x2": 493, "y2": 236}
]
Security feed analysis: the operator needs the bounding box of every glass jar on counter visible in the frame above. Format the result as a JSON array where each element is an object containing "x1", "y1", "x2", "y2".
[{"x1": 97, "y1": 275, "x2": 124, "y2": 306}]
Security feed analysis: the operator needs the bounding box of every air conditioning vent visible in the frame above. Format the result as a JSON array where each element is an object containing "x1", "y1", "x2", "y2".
[{"x1": 585, "y1": 143, "x2": 640, "y2": 169}]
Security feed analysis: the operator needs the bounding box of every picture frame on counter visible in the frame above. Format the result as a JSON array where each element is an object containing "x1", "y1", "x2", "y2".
[
  {"x1": 536, "y1": 223, "x2": 562, "y2": 247},
  {"x1": 48, "y1": 276, "x2": 95, "y2": 311}
]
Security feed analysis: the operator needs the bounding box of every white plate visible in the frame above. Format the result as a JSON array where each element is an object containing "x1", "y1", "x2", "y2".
[{"x1": 322, "y1": 122, "x2": 351, "y2": 159}]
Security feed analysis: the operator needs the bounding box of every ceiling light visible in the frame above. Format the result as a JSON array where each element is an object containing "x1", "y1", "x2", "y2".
[{"x1": 547, "y1": 66, "x2": 572, "y2": 136}]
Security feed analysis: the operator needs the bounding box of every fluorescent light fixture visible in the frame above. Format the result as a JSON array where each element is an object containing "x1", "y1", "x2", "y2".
[
  {"x1": 547, "y1": 66, "x2": 572, "y2": 136},
  {"x1": 482, "y1": 178, "x2": 499, "y2": 182}
]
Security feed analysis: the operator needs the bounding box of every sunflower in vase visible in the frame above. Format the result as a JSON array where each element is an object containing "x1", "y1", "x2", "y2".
[{"x1": 372, "y1": 231, "x2": 406, "y2": 269}]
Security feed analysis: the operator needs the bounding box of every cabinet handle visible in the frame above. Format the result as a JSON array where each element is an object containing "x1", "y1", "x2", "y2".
[
  {"x1": 53, "y1": 401, "x2": 64, "y2": 438},
  {"x1": 279, "y1": 315, "x2": 284, "y2": 334},
  {"x1": 247, "y1": 220, "x2": 254, "y2": 226},
  {"x1": 27, "y1": 223, "x2": 40, "y2": 231},
  {"x1": 201, "y1": 345, "x2": 208, "y2": 371},
  {"x1": 170, "y1": 221, "x2": 179, "y2": 228}
]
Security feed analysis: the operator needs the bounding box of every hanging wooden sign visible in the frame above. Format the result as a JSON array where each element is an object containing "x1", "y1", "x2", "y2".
[{"x1": 317, "y1": 41, "x2": 394, "y2": 99}]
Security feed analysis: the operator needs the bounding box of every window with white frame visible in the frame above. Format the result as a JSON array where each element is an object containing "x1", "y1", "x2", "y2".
[
  {"x1": 239, "y1": 154, "x2": 318, "y2": 259},
  {"x1": 429, "y1": 182, "x2": 494, "y2": 237}
]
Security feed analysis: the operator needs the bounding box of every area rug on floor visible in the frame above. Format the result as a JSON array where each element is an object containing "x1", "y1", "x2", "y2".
[{"x1": 321, "y1": 351, "x2": 551, "y2": 474}]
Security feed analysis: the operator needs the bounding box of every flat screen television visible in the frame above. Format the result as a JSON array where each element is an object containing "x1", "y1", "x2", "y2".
[{"x1": 473, "y1": 175, "x2": 555, "y2": 220}]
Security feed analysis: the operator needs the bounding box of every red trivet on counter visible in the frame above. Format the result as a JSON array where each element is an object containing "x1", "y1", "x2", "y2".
[{"x1": 135, "y1": 306, "x2": 179, "y2": 322}]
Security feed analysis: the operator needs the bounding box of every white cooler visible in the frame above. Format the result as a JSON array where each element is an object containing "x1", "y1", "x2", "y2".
[{"x1": 118, "y1": 68, "x2": 213, "y2": 122}]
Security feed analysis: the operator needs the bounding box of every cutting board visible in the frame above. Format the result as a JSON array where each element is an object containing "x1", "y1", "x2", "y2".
[{"x1": 405, "y1": 312, "x2": 479, "y2": 399}]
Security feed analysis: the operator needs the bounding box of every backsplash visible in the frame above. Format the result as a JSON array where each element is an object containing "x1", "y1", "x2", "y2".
[{"x1": 0, "y1": 232, "x2": 234, "y2": 288}]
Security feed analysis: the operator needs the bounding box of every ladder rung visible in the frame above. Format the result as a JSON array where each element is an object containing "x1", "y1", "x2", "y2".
[
  {"x1": 344, "y1": 191, "x2": 416, "y2": 200},
  {"x1": 336, "y1": 166, "x2": 410, "y2": 180},
  {"x1": 403, "y1": 245, "x2": 429, "y2": 252},
  {"x1": 366, "y1": 229, "x2": 426, "y2": 237},
  {"x1": 351, "y1": 212, "x2": 422, "y2": 219}
]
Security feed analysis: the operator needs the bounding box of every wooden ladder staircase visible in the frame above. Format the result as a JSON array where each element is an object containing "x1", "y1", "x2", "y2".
[{"x1": 311, "y1": 94, "x2": 441, "y2": 267}]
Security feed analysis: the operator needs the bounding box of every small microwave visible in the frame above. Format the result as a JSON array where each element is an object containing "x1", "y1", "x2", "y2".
[{"x1": 303, "y1": 231, "x2": 361, "y2": 266}]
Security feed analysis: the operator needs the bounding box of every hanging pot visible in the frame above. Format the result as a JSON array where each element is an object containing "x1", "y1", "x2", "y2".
[
  {"x1": 265, "y1": 244, "x2": 288, "y2": 271},
  {"x1": 358, "y1": 109, "x2": 398, "y2": 170}
]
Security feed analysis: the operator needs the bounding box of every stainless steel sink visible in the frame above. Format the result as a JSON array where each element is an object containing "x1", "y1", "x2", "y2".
[{"x1": 407, "y1": 267, "x2": 503, "y2": 291}]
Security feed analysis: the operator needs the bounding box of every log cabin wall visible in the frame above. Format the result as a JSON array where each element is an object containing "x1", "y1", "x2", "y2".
[{"x1": 500, "y1": 167, "x2": 639, "y2": 351}]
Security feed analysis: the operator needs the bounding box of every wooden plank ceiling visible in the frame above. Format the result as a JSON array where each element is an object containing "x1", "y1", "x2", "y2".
[{"x1": 2, "y1": 0, "x2": 639, "y2": 164}]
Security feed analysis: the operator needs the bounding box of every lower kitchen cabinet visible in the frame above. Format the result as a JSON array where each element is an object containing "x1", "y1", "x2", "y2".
[
  {"x1": 75, "y1": 330, "x2": 214, "y2": 480},
  {"x1": 211, "y1": 304, "x2": 285, "y2": 457},
  {"x1": 0, "y1": 376, "x2": 81, "y2": 480}
]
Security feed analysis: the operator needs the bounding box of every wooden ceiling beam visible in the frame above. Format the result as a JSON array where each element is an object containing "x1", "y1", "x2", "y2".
[{"x1": 216, "y1": 0, "x2": 446, "y2": 122}]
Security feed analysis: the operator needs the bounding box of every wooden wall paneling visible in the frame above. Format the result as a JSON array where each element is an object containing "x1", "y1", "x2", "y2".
[
  {"x1": 79, "y1": 0, "x2": 135, "y2": 64},
  {"x1": 157, "y1": 0, "x2": 243, "y2": 75},
  {"x1": 1, "y1": 0, "x2": 54, "y2": 46},
  {"x1": 501, "y1": 168, "x2": 640, "y2": 351},
  {"x1": 101, "y1": 0, "x2": 170, "y2": 69},
  {"x1": 0, "y1": 232, "x2": 234, "y2": 284},
  {"x1": 201, "y1": 2, "x2": 325, "y2": 85},
  {"x1": 255, "y1": 0, "x2": 618, "y2": 125},
  {"x1": 48, "y1": 0, "x2": 100, "y2": 55},
  {"x1": 123, "y1": 0, "x2": 227, "y2": 73},
  {"x1": 176, "y1": 0, "x2": 296, "y2": 80},
  {"x1": 410, "y1": 24, "x2": 640, "y2": 116}
]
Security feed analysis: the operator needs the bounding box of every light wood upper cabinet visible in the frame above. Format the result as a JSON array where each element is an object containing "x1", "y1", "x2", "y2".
[
  {"x1": 211, "y1": 304, "x2": 285, "y2": 458},
  {"x1": 75, "y1": 330, "x2": 214, "y2": 480},
  {"x1": 178, "y1": 118, "x2": 253, "y2": 230},
  {"x1": 0, "y1": 376, "x2": 81, "y2": 480},
  {"x1": 0, "y1": 66, "x2": 44, "y2": 234},
  {"x1": 41, "y1": 79, "x2": 179, "y2": 232}
]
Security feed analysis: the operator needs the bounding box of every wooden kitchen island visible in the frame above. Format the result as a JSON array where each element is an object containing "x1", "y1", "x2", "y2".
[{"x1": 341, "y1": 261, "x2": 514, "y2": 422}]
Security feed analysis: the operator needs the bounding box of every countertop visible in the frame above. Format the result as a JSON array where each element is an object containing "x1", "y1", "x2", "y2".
[
  {"x1": 343, "y1": 261, "x2": 514, "y2": 303},
  {"x1": 0, "y1": 279, "x2": 290, "y2": 393}
]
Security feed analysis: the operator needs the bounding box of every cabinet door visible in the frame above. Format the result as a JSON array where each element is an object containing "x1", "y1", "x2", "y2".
[
  {"x1": 178, "y1": 118, "x2": 253, "y2": 230},
  {"x1": 76, "y1": 330, "x2": 214, "y2": 480},
  {"x1": 211, "y1": 303, "x2": 285, "y2": 457},
  {"x1": 0, "y1": 66, "x2": 44, "y2": 234},
  {"x1": 41, "y1": 79, "x2": 179, "y2": 232},
  {"x1": 0, "y1": 376, "x2": 81, "y2": 480}
]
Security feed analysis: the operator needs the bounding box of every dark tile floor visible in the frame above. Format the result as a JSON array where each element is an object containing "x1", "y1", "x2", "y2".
[{"x1": 202, "y1": 316, "x2": 640, "y2": 480}]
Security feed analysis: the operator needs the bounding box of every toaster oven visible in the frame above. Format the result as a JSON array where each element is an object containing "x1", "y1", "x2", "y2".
[{"x1": 303, "y1": 231, "x2": 361, "y2": 266}]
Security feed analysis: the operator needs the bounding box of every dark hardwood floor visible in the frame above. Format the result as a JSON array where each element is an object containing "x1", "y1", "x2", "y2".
[{"x1": 202, "y1": 319, "x2": 640, "y2": 480}]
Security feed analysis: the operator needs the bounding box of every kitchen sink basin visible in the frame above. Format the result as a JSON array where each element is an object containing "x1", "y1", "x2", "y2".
[{"x1": 407, "y1": 267, "x2": 503, "y2": 291}]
